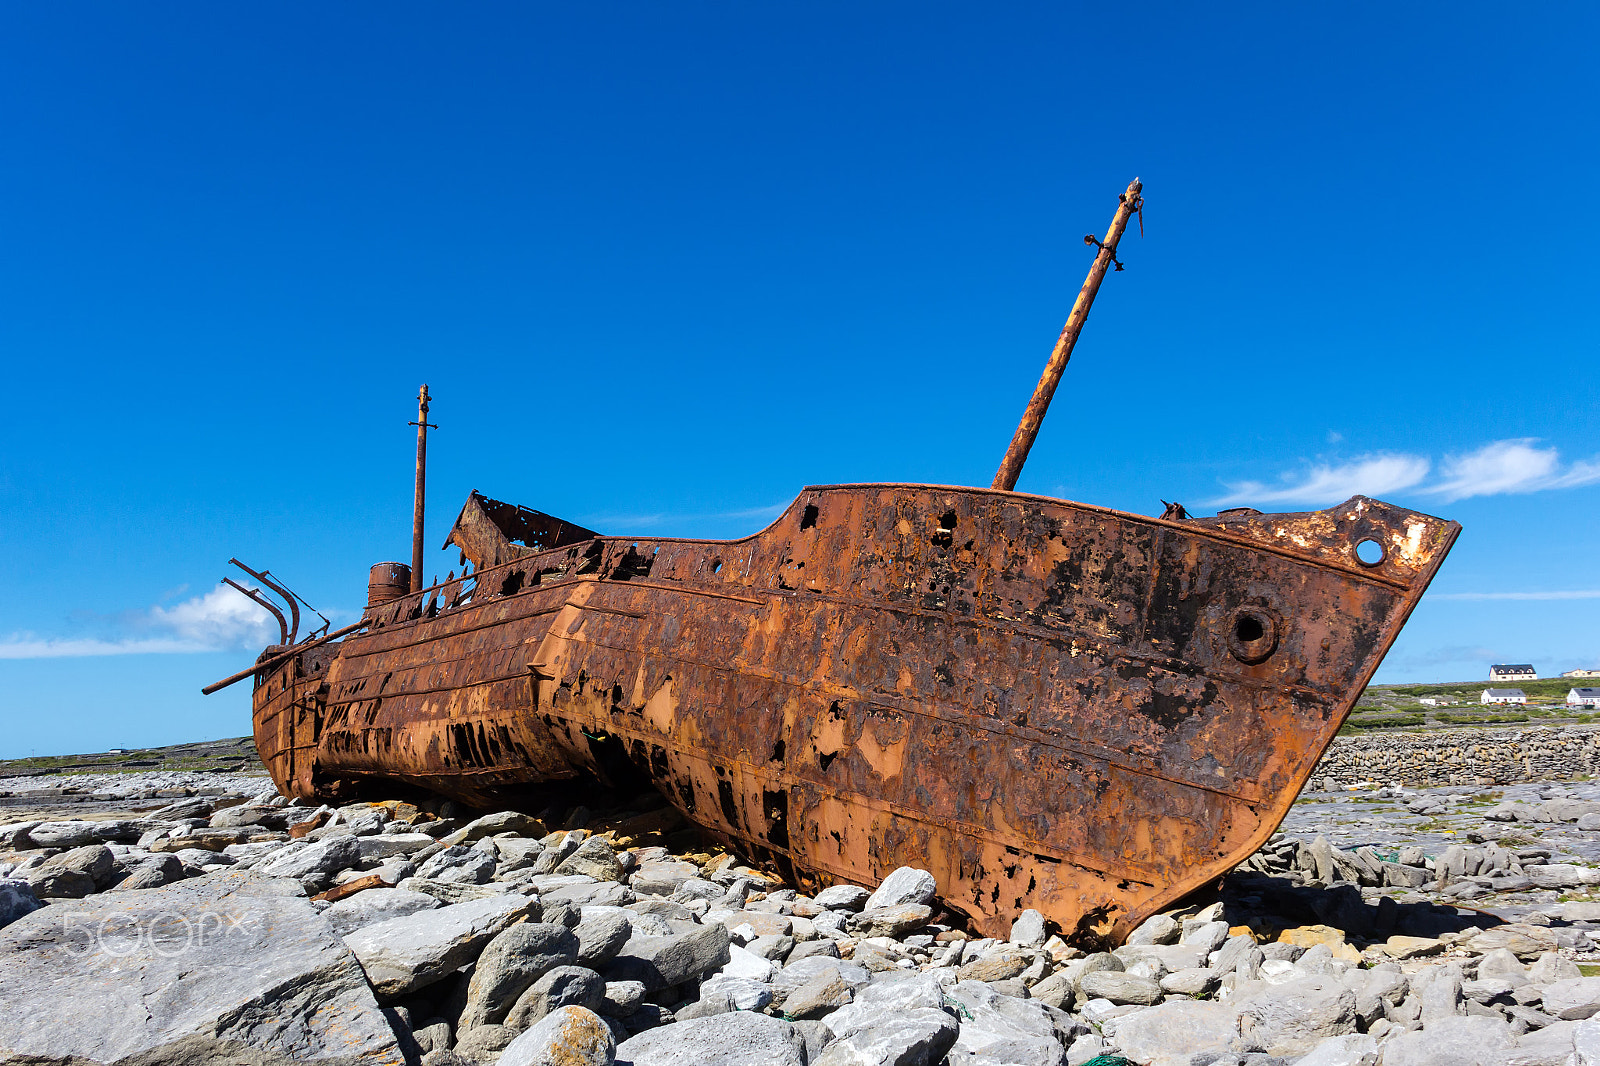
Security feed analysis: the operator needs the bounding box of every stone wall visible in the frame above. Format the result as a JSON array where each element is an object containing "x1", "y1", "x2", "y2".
[{"x1": 1309, "y1": 726, "x2": 1600, "y2": 788}]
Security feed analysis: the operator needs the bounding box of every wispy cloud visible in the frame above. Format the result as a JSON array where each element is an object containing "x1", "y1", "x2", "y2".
[
  {"x1": 1214, "y1": 438, "x2": 1600, "y2": 507},
  {"x1": 580, "y1": 501, "x2": 790, "y2": 531},
  {"x1": 1431, "y1": 590, "x2": 1600, "y2": 601},
  {"x1": 1427, "y1": 439, "x2": 1600, "y2": 501},
  {"x1": 1214, "y1": 455, "x2": 1430, "y2": 506},
  {"x1": 0, "y1": 585, "x2": 277, "y2": 660}
]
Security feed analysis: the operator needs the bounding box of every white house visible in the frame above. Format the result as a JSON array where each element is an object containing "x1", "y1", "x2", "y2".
[
  {"x1": 1482, "y1": 688, "x2": 1527, "y2": 705},
  {"x1": 1563, "y1": 668, "x2": 1600, "y2": 679},
  {"x1": 1489, "y1": 664, "x2": 1538, "y2": 682},
  {"x1": 1568, "y1": 687, "x2": 1600, "y2": 709},
  {"x1": 1419, "y1": 697, "x2": 1448, "y2": 707}
]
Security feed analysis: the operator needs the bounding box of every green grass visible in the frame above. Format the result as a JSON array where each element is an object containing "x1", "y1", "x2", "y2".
[
  {"x1": 1436, "y1": 712, "x2": 1531, "y2": 725},
  {"x1": 1375, "y1": 678, "x2": 1591, "y2": 701},
  {"x1": 1339, "y1": 714, "x2": 1426, "y2": 734}
]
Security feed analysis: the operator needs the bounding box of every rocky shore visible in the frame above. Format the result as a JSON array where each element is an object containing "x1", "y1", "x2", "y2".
[{"x1": 3, "y1": 769, "x2": 1600, "y2": 1066}]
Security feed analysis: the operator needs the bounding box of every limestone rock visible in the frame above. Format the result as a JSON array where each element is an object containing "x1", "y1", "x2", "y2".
[
  {"x1": 460, "y1": 922, "x2": 580, "y2": 1028},
  {"x1": 1235, "y1": 975, "x2": 1358, "y2": 1056},
  {"x1": 0, "y1": 878, "x2": 42, "y2": 929},
  {"x1": 498, "y1": 1005, "x2": 614, "y2": 1066},
  {"x1": 556, "y1": 837, "x2": 624, "y2": 882},
  {"x1": 506, "y1": 965, "x2": 607, "y2": 1028},
  {"x1": 574, "y1": 908, "x2": 633, "y2": 967},
  {"x1": 322, "y1": 887, "x2": 443, "y2": 937},
  {"x1": 343, "y1": 892, "x2": 539, "y2": 998},
  {"x1": 1542, "y1": 977, "x2": 1600, "y2": 1021},
  {"x1": 1125, "y1": 913, "x2": 1180, "y2": 946},
  {"x1": 0, "y1": 869, "x2": 404, "y2": 1064},
  {"x1": 784, "y1": 967, "x2": 854, "y2": 1019},
  {"x1": 1381, "y1": 1014, "x2": 1514, "y2": 1066},
  {"x1": 863, "y1": 867, "x2": 937, "y2": 911},
  {"x1": 614, "y1": 1011, "x2": 807, "y2": 1066},
  {"x1": 455, "y1": 1023, "x2": 521, "y2": 1062},
  {"x1": 1114, "y1": 999, "x2": 1239, "y2": 1066},
  {"x1": 259, "y1": 835, "x2": 362, "y2": 879},
  {"x1": 814, "y1": 1007, "x2": 958, "y2": 1066},
  {"x1": 943, "y1": 980, "x2": 1065, "y2": 1066},
  {"x1": 814, "y1": 884, "x2": 872, "y2": 912},
  {"x1": 603, "y1": 922, "x2": 732, "y2": 991},
  {"x1": 847, "y1": 903, "x2": 932, "y2": 938},
  {"x1": 459, "y1": 811, "x2": 548, "y2": 842},
  {"x1": 1077, "y1": 970, "x2": 1162, "y2": 1005},
  {"x1": 112, "y1": 853, "x2": 185, "y2": 892},
  {"x1": 629, "y1": 859, "x2": 700, "y2": 896}
]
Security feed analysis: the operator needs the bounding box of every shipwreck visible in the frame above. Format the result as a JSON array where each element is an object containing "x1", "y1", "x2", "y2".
[{"x1": 207, "y1": 180, "x2": 1459, "y2": 943}]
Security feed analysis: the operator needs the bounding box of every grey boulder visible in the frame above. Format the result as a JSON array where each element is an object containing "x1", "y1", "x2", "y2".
[
  {"x1": 863, "y1": 867, "x2": 937, "y2": 910},
  {"x1": 111, "y1": 854, "x2": 186, "y2": 892},
  {"x1": 574, "y1": 907, "x2": 633, "y2": 966},
  {"x1": 615, "y1": 1011, "x2": 807, "y2": 1066},
  {"x1": 815, "y1": 1007, "x2": 958, "y2": 1066},
  {"x1": 814, "y1": 884, "x2": 872, "y2": 912},
  {"x1": 322, "y1": 887, "x2": 443, "y2": 937},
  {"x1": 259, "y1": 835, "x2": 362, "y2": 879},
  {"x1": 0, "y1": 869, "x2": 404, "y2": 1064},
  {"x1": 459, "y1": 921, "x2": 580, "y2": 1028},
  {"x1": 847, "y1": 904, "x2": 932, "y2": 938},
  {"x1": 506, "y1": 965, "x2": 608, "y2": 1028},
  {"x1": 1077, "y1": 969, "x2": 1162, "y2": 1005},
  {"x1": 943, "y1": 980, "x2": 1066, "y2": 1066},
  {"x1": 1381, "y1": 1014, "x2": 1515, "y2": 1066},
  {"x1": 1542, "y1": 977, "x2": 1600, "y2": 1021},
  {"x1": 1114, "y1": 1000, "x2": 1238, "y2": 1066},
  {"x1": 500, "y1": 1005, "x2": 616, "y2": 1066},
  {"x1": 555, "y1": 837, "x2": 624, "y2": 882},
  {"x1": 0, "y1": 878, "x2": 42, "y2": 930},
  {"x1": 629, "y1": 859, "x2": 699, "y2": 896},
  {"x1": 603, "y1": 923, "x2": 731, "y2": 991},
  {"x1": 1009, "y1": 909, "x2": 1048, "y2": 949},
  {"x1": 343, "y1": 892, "x2": 539, "y2": 998},
  {"x1": 1235, "y1": 975, "x2": 1358, "y2": 1056}
]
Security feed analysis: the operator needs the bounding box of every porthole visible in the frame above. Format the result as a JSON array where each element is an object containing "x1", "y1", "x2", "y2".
[
  {"x1": 1354, "y1": 538, "x2": 1385, "y2": 567},
  {"x1": 1227, "y1": 606, "x2": 1280, "y2": 665}
]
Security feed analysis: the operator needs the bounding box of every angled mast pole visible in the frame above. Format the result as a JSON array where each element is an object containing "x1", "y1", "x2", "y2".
[
  {"x1": 409, "y1": 385, "x2": 436, "y2": 593},
  {"x1": 992, "y1": 178, "x2": 1143, "y2": 492}
]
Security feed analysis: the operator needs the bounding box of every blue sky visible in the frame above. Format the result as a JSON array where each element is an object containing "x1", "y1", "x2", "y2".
[{"x1": 1, "y1": 4, "x2": 1596, "y2": 758}]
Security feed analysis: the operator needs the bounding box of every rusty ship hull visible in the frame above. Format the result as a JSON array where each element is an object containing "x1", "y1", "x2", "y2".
[{"x1": 250, "y1": 483, "x2": 1457, "y2": 942}]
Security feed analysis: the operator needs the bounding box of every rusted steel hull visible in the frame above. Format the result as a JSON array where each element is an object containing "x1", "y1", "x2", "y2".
[{"x1": 252, "y1": 485, "x2": 1457, "y2": 941}]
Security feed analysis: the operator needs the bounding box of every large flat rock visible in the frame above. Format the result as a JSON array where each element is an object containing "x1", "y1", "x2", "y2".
[{"x1": 0, "y1": 869, "x2": 404, "y2": 1065}]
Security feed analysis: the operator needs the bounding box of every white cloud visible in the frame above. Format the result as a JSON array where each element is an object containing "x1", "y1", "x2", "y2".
[
  {"x1": 0, "y1": 584, "x2": 276, "y2": 660},
  {"x1": 1424, "y1": 439, "x2": 1573, "y2": 501},
  {"x1": 1215, "y1": 438, "x2": 1600, "y2": 508},
  {"x1": 0, "y1": 636, "x2": 212, "y2": 659},
  {"x1": 1213, "y1": 454, "x2": 1431, "y2": 506},
  {"x1": 149, "y1": 584, "x2": 279, "y2": 647}
]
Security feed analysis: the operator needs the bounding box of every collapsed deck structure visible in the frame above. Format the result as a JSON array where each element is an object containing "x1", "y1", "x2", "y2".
[{"x1": 211, "y1": 181, "x2": 1460, "y2": 942}]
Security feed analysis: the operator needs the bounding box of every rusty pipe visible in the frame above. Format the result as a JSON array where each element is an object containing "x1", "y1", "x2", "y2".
[
  {"x1": 201, "y1": 618, "x2": 370, "y2": 696},
  {"x1": 992, "y1": 178, "x2": 1143, "y2": 492},
  {"x1": 411, "y1": 385, "x2": 432, "y2": 594},
  {"x1": 229, "y1": 559, "x2": 300, "y2": 644},
  {"x1": 220, "y1": 578, "x2": 290, "y2": 646}
]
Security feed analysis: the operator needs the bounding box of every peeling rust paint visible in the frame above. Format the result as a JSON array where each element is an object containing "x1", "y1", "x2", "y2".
[{"x1": 248, "y1": 484, "x2": 1458, "y2": 943}]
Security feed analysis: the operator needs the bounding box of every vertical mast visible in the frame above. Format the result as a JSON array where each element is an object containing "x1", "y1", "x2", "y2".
[
  {"x1": 410, "y1": 384, "x2": 434, "y2": 593},
  {"x1": 991, "y1": 178, "x2": 1143, "y2": 492}
]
